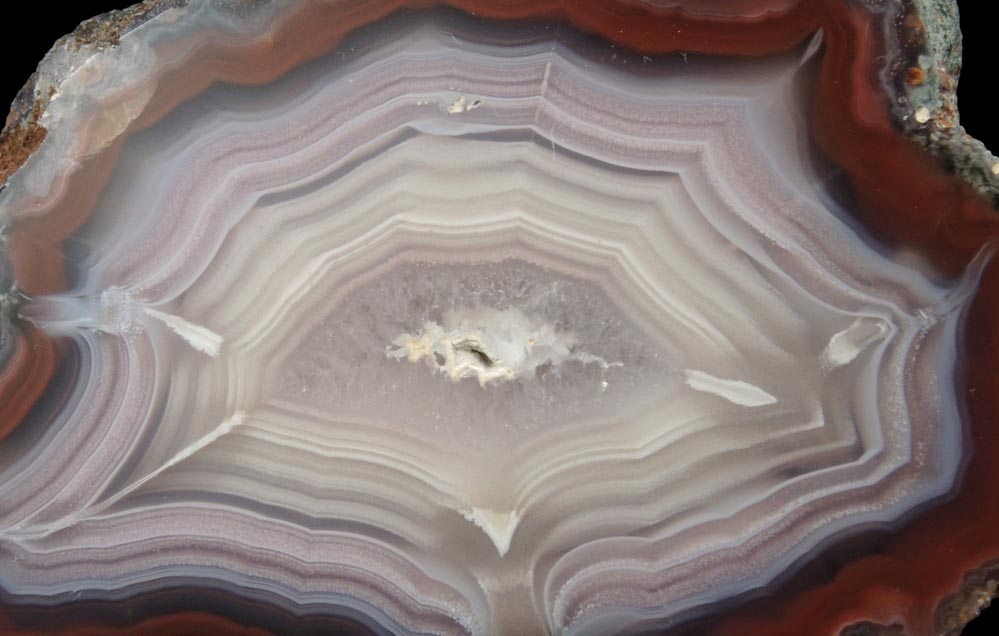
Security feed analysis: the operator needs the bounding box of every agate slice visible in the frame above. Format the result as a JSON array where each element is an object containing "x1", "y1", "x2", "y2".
[{"x1": 2, "y1": 1, "x2": 999, "y2": 635}]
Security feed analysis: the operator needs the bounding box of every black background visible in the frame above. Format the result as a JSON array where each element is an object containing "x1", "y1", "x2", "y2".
[{"x1": 0, "y1": 1, "x2": 996, "y2": 635}]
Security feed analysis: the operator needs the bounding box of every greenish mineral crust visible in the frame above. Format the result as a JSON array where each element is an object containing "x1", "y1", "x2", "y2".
[
  {"x1": 918, "y1": 0, "x2": 963, "y2": 73},
  {"x1": 899, "y1": 0, "x2": 999, "y2": 206}
]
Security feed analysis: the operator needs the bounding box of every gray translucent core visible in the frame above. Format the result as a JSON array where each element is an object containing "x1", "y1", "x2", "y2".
[{"x1": 276, "y1": 259, "x2": 676, "y2": 448}]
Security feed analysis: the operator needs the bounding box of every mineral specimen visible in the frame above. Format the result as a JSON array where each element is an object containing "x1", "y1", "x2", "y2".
[{"x1": 1, "y1": 1, "x2": 998, "y2": 636}]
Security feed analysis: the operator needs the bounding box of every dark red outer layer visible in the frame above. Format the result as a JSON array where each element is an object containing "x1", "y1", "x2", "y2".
[
  {"x1": 0, "y1": 612, "x2": 271, "y2": 636},
  {"x1": 1, "y1": 1, "x2": 996, "y2": 634}
]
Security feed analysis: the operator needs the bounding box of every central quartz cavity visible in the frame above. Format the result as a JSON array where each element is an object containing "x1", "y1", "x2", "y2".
[
  {"x1": 275, "y1": 259, "x2": 676, "y2": 449},
  {"x1": 387, "y1": 305, "x2": 617, "y2": 386}
]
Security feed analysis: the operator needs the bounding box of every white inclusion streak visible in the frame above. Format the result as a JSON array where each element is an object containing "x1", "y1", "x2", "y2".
[
  {"x1": 539, "y1": 61, "x2": 552, "y2": 100},
  {"x1": 10, "y1": 413, "x2": 246, "y2": 539},
  {"x1": 683, "y1": 369, "x2": 777, "y2": 407},
  {"x1": 112, "y1": 411, "x2": 246, "y2": 502},
  {"x1": 799, "y1": 31, "x2": 824, "y2": 66},
  {"x1": 933, "y1": 243, "x2": 996, "y2": 318},
  {"x1": 822, "y1": 318, "x2": 889, "y2": 369},
  {"x1": 463, "y1": 507, "x2": 521, "y2": 558},
  {"x1": 535, "y1": 60, "x2": 556, "y2": 163},
  {"x1": 143, "y1": 306, "x2": 223, "y2": 357}
]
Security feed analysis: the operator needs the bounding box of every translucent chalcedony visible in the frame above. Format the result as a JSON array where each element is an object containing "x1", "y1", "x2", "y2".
[{"x1": 1, "y1": 2, "x2": 998, "y2": 636}]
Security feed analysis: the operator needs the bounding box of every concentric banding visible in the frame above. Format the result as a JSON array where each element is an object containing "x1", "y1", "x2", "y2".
[{"x1": 0, "y1": 7, "x2": 984, "y2": 636}]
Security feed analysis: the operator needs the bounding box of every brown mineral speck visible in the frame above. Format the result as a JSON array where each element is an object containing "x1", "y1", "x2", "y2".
[
  {"x1": 0, "y1": 84, "x2": 49, "y2": 187},
  {"x1": 0, "y1": 0, "x2": 188, "y2": 190},
  {"x1": 931, "y1": 66, "x2": 958, "y2": 130},
  {"x1": 905, "y1": 66, "x2": 925, "y2": 86},
  {"x1": 69, "y1": 0, "x2": 189, "y2": 50},
  {"x1": 903, "y1": 13, "x2": 925, "y2": 45}
]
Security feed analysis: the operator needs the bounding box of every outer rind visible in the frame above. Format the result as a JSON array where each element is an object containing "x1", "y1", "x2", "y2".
[
  {"x1": 901, "y1": 0, "x2": 999, "y2": 206},
  {"x1": 0, "y1": 0, "x2": 187, "y2": 188},
  {"x1": 2, "y1": 0, "x2": 995, "y2": 199},
  {"x1": 933, "y1": 560, "x2": 999, "y2": 636}
]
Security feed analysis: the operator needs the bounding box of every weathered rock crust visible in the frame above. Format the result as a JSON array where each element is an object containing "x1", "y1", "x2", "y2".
[
  {"x1": 0, "y1": 0, "x2": 188, "y2": 188},
  {"x1": 901, "y1": 0, "x2": 999, "y2": 206}
]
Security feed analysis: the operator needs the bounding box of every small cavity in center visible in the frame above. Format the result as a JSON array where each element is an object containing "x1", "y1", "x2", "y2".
[
  {"x1": 387, "y1": 306, "x2": 618, "y2": 387},
  {"x1": 275, "y1": 259, "x2": 676, "y2": 448}
]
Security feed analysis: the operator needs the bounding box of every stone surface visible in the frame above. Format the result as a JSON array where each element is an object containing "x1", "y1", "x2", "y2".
[{"x1": 1, "y1": 2, "x2": 998, "y2": 636}]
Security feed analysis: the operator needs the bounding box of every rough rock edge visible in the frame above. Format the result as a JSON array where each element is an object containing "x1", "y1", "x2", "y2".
[
  {"x1": 933, "y1": 559, "x2": 999, "y2": 636},
  {"x1": 0, "y1": 0, "x2": 189, "y2": 189},
  {"x1": 841, "y1": 558, "x2": 999, "y2": 636},
  {"x1": 0, "y1": 0, "x2": 286, "y2": 191},
  {"x1": 898, "y1": 0, "x2": 999, "y2": 206},
  {"x1": 2, "y1": 0, "x2": 996, "y2": 199},
  {"x1": 0, "y1": 1, "x2": 996, "y2": 635}
]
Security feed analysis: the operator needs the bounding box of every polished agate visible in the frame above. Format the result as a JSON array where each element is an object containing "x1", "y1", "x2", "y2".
[{"x1": 2, "y1": 2, "x2": 998, "y2": 636}]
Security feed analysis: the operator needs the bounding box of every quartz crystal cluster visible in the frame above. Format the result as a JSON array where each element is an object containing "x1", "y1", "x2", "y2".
[{"x1": 1, "y1": 2, "x2": 999, "y2": 636}]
